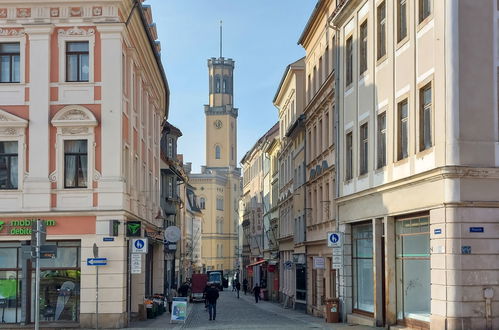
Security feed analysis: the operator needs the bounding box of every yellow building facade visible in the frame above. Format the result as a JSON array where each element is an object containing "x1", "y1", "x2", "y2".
[{"x1": 188, "y1": 55, "x2": 241, "y2": 276}]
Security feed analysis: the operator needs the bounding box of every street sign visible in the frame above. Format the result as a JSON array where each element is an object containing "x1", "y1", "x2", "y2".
[
  {"x1": 333, "y1": 255, "x2": 343, "y2": 264},
  {"x1": 313, "y1": 256, "x2": 325, "y2": 269},
  {"x1": 327, "y1": 232, "x2": 342, "y2": 247},
  {"x1": 103, "y1": 237, "x2": 115, "y2": 242},
  {"x1": 131, "y1": 253, "x2": 142, "y2": 274},
  {"x1": 87, "y1": 258, "x2": 108, "y2": 266},
  {"x1": 332, "y1": 247, "x2": 342, "y2": 256},
  {"x1": 39, "y1": 245, "x2": 57, "y2": 259},
  {"x1": 132, "y1": 238, "x2": 148, "y2": 253},
  {"x1": 164, "y1": 226, "x2": 181, "y2": 242}
]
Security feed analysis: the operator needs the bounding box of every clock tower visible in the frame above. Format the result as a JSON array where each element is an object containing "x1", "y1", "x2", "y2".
[{"x1": 204, "y1": 55, "x2": 238, "y2": 168}]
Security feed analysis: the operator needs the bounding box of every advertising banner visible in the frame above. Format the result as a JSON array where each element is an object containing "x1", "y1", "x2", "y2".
[{"x1": 171, "y1": 297, "x2": 188, "y2": 322}]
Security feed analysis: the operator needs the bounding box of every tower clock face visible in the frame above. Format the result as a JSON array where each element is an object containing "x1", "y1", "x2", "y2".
[{"x1": 214, "y1": 120, "x2": 223, "y2": 129}]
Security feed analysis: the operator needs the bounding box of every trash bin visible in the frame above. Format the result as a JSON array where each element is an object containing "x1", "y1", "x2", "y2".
[{"x1": 324, "y1": 298, "x2": 340, "y2": 323}]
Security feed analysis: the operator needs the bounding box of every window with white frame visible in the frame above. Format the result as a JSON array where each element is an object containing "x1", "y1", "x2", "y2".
[
  {"x1": 346, "y1": 132, "x2": 353, "y2": 180},
  {"x1": 66, "y1": 42, "x2": 89, "y2": 82},
  {"x1": 359, "y1": 21, "x2": 368, "y2": 75},
  {"x1": 346, "y1": 36, "x2": 353, "y2": 86},
  {"x1": 0, "y1": 141, "x2": 18, "y2": 189},
  {"x1": 419, "y1": 0, "x2": 431, "y2": 23},
  {"x1": 397, "y1": 0, "x2": 408, "y2": 42},
  {"x1": 215, "y1": 145, "x2": 221, "y2": 159},
  {"x1": 419, "y1": 83, "x2": 433, "y2": 151},
  {"x1": 359, "y1": 123, "x2": 368, "y2": 175},
  {"x1": 0, "y1": 43, "x2": 20, "y2": 83},
  {"x1": 64, "y1": 140, "x2": 88, "y2": 188},
  {"x1": 398, "y1": 99, "x2": 409, "y2": 160},
  {"x1": 199, "y1": 197, "x2": 206, "y2": 209},
  {"x1": 377, "y1": 113, "x2": 387, "y2": 169},
  {"x1": 216, "y1": 196, "x2": 224, "y2": 211},
  {"x1": 377, "y1": 1, "x2": 386, "y2": 60}
]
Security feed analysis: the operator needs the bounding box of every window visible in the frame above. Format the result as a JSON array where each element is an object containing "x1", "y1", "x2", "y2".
[
  {"x1": 325, "y1": 46, "x2": 329, "y2": 75},
  {"x1": 307, "y1": 74, "x2": 312, "y2": 101},
  {"x1": 346, "y1": 132, "x2": 353, "y2": 180},
  {"x1": 313, "y1": 66, "x2": 317, "y2": 94},
  {"x1": 359, "y1": 123, "x2": 368, "y2": 175},
  {"x1": 398, "y1": 99, "x2": 409, "y2": 160},
  {"x1": 377, "y1": 1, "x2": 386, "y2": 60},
  {"x1": 200, "y1": 197, "x2": 206, "y2": 209},
  {"x1": 0, "y1": 141, "x2": 18, "y2": 189},
  {"x1": 319, "y1": 56, "x2": 323, "y2": 85},
  {"x1": 216, "y1": 197, "x2": 224, "y2": 211},
  {"x1": 346, "y1": 37, "x2": 353, "y2": 86},
  {"x1": 222, "y1": 77, "x2": 227, "y2": 93},
  {"x1": 167, "y1": 137, "x2": 173, "y2": 158},
  {"x1": 397, "y1": 0, "x2": 408, "y2": 42},
  {"x1": 66, "y1": 42, "x2": 89, "y2": 82},
  {"x1": 377, "y1": 113, "x2": 387, "y2": 168},
  {"x1": 419, "y1": 0, "x2": 431, "y2": 23},
  {"x1": 64, "y1": 140, "x2": 87, "y2": 188},
  {"x1": 215, "y1": 145, "x2": 221, "y2": 159},
  {"x1": 396, "y1": 217, "x2": 430, "y2": 322},
  {"x1": 0, "y1": 43, "x2": 20, "y2": 83},
  {"x1": 359, "y1": 21, "x2": 368, "y2": 75},
  {"x1": 215, "y1": 75, "x2": 221, "y2": 93},
  {"x1": 419, "y1": 83, "x2": 432, "y2": 151},
  {"x1": 352, "y1": 223, "x2": 374, "y2": 313}
]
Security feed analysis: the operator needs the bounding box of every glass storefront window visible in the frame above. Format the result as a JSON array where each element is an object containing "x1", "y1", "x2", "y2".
[
  {"x1": 31, "y1": 270, "x2": 80, "y2": 322},
  {"x1": 0, "y1": 248, "x2": 18, "y2": 268},
  {"x1": 352, "y1": 223, "x2": 374, "y2": 313},
  {"x1": 295, "y1": 264, "x2": 306, "y2": 301},
  {"x1": 0, "y1": 270, "x2": 21, "y2": 323},
  {"x1": 396, "y1": 217, "x2": 430, "y2": 323}
]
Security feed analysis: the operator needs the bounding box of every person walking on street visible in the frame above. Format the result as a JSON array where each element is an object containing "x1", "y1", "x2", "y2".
[
  {"x1": 205, "y1": 283, "x2": 219, "y2": 321},
  {"x1": 242, "y1": 278, "x2": 248, "y2": 295},
  {"x1": 253, "y1": 283, "x2": 261, "y2": 303},
  {"x1": 235, "y1": 281, "x2": 241, "y2": 298}
]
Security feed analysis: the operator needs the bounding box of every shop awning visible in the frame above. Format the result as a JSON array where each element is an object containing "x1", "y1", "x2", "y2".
[{"x1": 246, "y1": 260, "x2": 267, "y2": 268}]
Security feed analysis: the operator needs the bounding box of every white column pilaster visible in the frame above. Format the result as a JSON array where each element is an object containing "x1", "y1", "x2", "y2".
[
  {"x1": 97, "y1": 24, "x2": 124, "y2": 209},
  {"x1": 23, "y1": 25, "x2": 53, "y2": 210}
]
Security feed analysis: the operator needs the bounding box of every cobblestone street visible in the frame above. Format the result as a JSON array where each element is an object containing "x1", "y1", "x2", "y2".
[{"x1": 127, "y1": 290, "x2": 380, "y2": 330}]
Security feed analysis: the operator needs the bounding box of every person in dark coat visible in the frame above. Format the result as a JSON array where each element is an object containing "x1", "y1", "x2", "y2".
[
  {"x1": 242, "y1": 279, "x2": 248, "y2": 295},
  {"x1": 205, "y1": 283, "x2": 219, "y2": 321},
  {"x1": 178, "y1": 282, "x2": 190, "y2": 297},
  {"x1": 253, "y1": 283, "x2": 261, "y2": 303},
  {"x1": 203, "y1": 282, "x2": 210, "y2": 311},
  {"x1": 235, "y1": 281, "x2": 241, "y2": 299}
]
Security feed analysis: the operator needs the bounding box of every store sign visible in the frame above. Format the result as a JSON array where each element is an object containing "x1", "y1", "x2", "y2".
[
  {"x1": 126, "y1": 221, "x2": 142, "y2": 237},
  {"x1": 313, "y1": 256, "x2": 325, "y2": 269},
  {"x1": 0, "y1": 219, "x2": 56, "y2": 235}
]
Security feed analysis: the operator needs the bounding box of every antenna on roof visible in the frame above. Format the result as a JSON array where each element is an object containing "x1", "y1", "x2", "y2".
[{"x1": 219, "y1": 20, "x2": 223, "y2": 58}]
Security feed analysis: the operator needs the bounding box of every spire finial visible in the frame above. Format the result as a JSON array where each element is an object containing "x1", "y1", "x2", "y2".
[{"x1": 219, "y1": 20, "x2": 223, "y2": 58}]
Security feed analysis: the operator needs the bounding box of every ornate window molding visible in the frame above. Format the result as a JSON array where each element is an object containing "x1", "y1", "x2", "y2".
[
  {"x1": 51, "y1": 105, "x2": 98, "y2": 189},
  {"x1": 57, "y1": 26, "x2": 95, "y2": 83},
  {"x1": 0, "y1": 108, "x2": 28, "y2": 190},
  {"x1": 0, "y1": 28, "x2": 26, "y2": 84}
]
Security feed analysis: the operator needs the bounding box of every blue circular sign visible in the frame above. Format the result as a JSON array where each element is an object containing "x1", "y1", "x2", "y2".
[
  {"x1": 134, "y1": 239, "x2": 145, "y2": 250},
  {"x1": 329, "y1": 233, "x2": 339, "y2": 244}
]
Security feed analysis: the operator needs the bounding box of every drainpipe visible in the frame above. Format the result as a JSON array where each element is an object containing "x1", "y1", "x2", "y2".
[{"x1": 328, "y1": 17, "x2": 343, "y2": 322}]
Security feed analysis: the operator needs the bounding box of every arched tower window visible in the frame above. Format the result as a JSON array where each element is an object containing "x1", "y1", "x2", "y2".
[
  {"x1": 199, "y1": 197, "x2": 206, "y2": 209},
  {"x1": 215, "y1": 75, "x2": 221, "y2": 93},
  {"x1": 215, "y1": 145, "x2": 221, "y2": 159}
]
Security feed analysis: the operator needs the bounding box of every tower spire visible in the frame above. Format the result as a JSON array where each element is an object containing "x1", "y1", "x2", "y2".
[{"x1": 219, "y1": 20, "x2": 223, "y2": 58}]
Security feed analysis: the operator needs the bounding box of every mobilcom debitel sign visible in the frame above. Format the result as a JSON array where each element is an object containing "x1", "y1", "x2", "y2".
[{"x1": 0, "y1": 219, "x2": 56, "y2": 235}]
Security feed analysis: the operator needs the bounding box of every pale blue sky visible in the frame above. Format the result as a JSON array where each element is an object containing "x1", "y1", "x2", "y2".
[{"x1": 148, "y1": 0, "x2": 317, "y2": 171}]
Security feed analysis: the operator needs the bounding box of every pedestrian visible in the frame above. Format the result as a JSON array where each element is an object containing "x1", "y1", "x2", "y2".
[
  {"x1": 232, "y1": 279, "x2": 236, "y2": 292},
  {"x1": 235, "y1": 281, "x2": 241, "y2": 298},
  {"x1": 203, "y1": 282, "x2": 211, "y2": 311},
  {"x1": 178, "y1": 282, "x2": 190, "y2": 297},
  {"x1": 167, "y1": 287, "x2": 177, "y2": 313},
  {"x1": 205, "y1": 282, "x2": 219, "y2": 321},
  {"x1": 242, "y1": 278, "x2": 248, "y2": 295},
  {"x1": 253, "y1": 283, "x2": 261, "y2": 303}
]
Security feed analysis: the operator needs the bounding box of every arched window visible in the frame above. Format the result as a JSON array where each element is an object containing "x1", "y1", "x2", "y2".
[
  {"x1": 215, "y1": 145, "x2": 221, "y2": 159},
  {"x1": 215, "y1": 75, "x2": 221, "y2": 93},
  {"x1": 199, "y1": 197, "x2": 206, "y2": 209},
  {"x1": 222, "y1": 77, "x2": 227, "y2": 93}
]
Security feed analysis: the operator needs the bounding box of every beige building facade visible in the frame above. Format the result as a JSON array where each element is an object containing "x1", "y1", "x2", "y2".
[
  {"x1": 298, "y1": 0, "x2": 338, "y2": 317},
  {"x1": 188, "y1": 54, "x2": 240, "y2": 276},
  {"x1": 332, "y1": 0, "x2": 499, "y2": 329},
  {"x1": 273, "y1": 58, "x2": 308, "y2": 309}
]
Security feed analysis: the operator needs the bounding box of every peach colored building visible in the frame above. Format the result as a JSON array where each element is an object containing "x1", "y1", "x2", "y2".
[{"x1": 0, "y1": 0, "x2": 168, "y2": 328}]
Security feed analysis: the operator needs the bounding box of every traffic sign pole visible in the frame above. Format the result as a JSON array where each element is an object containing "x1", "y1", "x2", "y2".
[{"x1": 94, "y1": 244, "x2": 99, "y2": 330}]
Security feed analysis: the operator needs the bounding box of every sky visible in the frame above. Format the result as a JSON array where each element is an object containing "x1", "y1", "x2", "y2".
[{"x1": 148, "y1": 0, "x2": 317, "y2": 172}]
